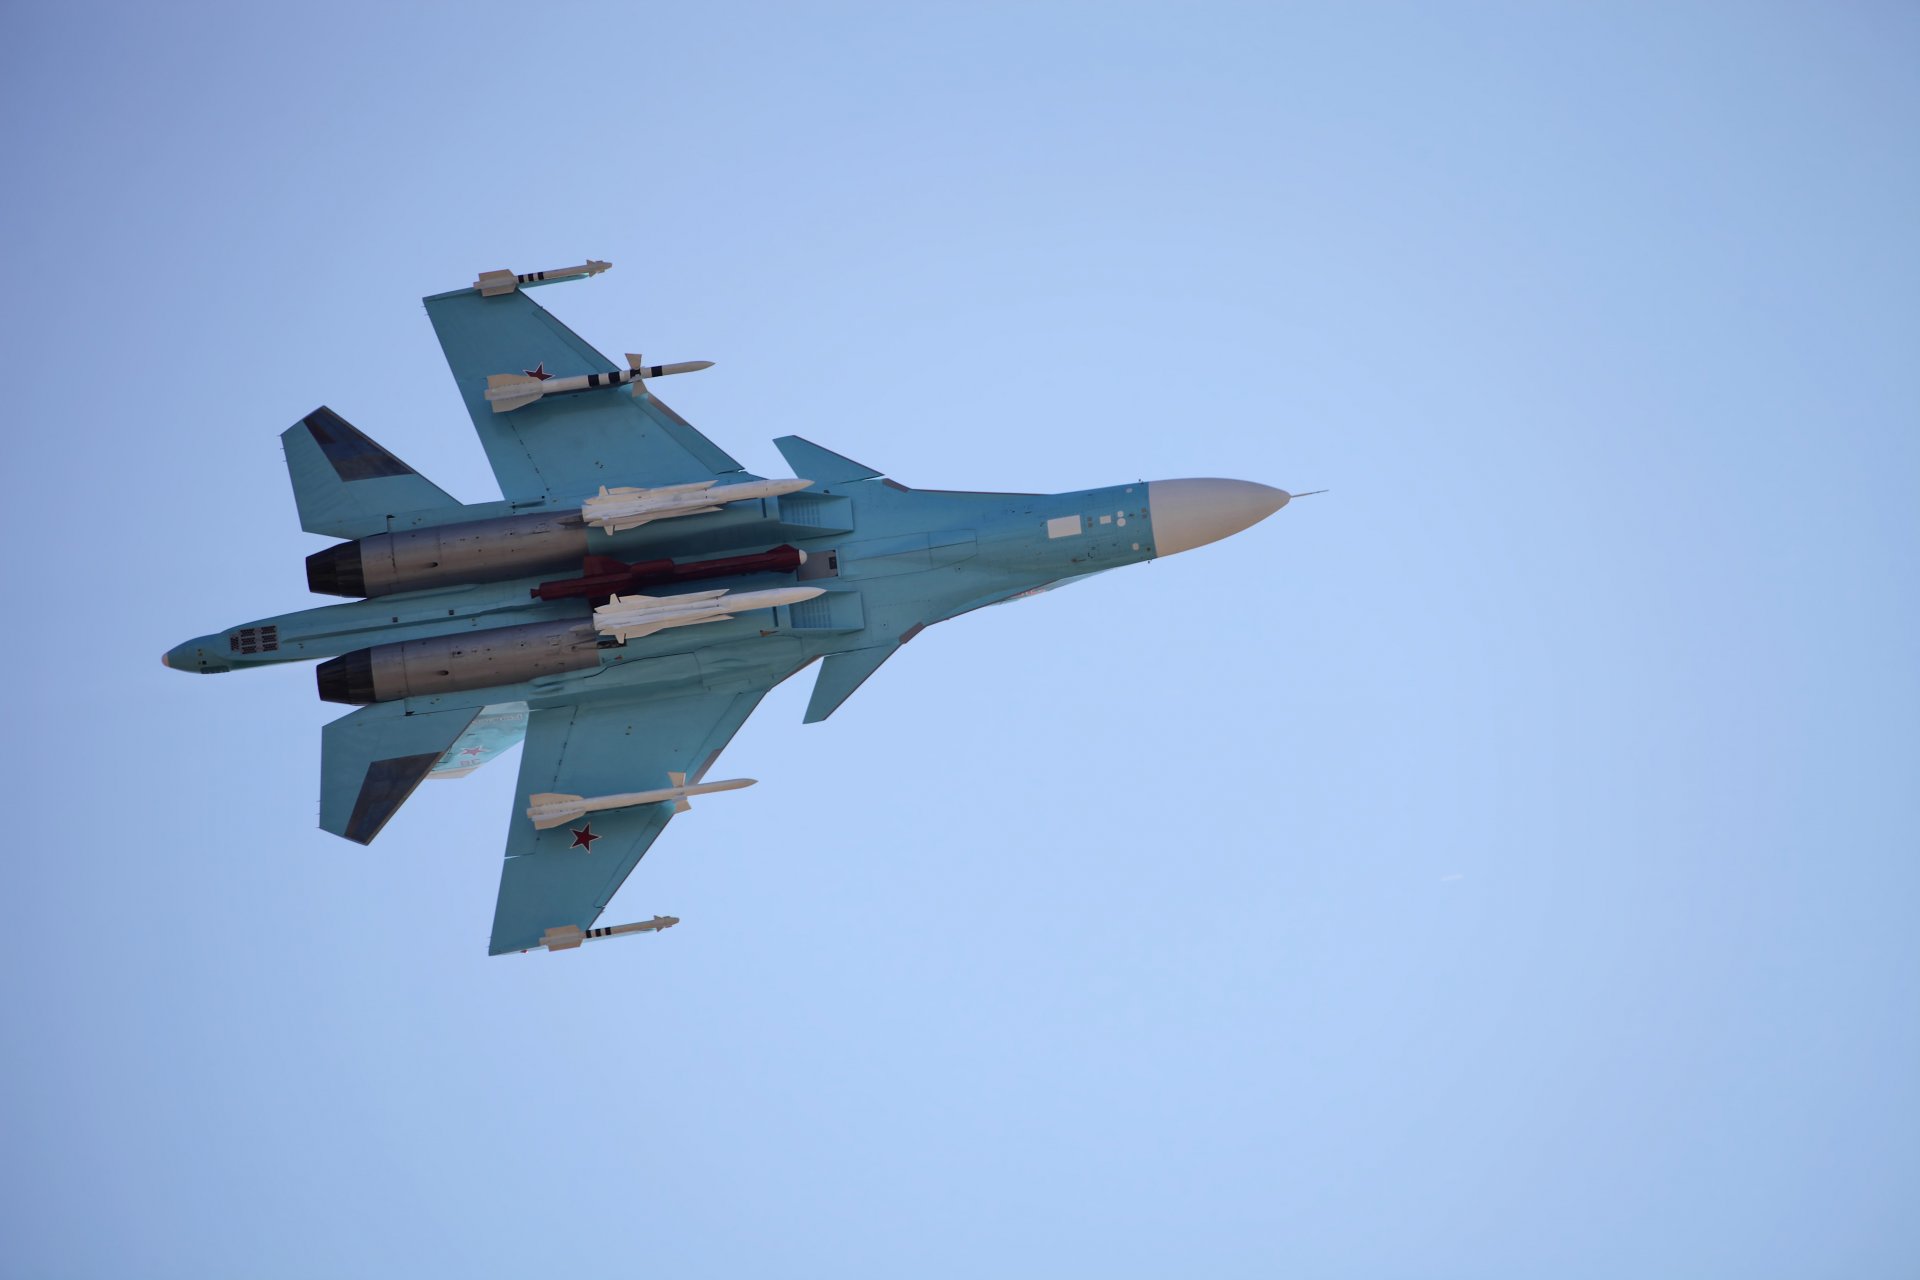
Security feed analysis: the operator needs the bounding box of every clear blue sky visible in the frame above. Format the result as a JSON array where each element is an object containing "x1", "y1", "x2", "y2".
[{"x1": 4, "y1": 3, "x2": 1915, "y2": 1276}]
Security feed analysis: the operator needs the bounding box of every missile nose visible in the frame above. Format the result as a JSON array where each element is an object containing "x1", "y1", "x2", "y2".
[{"x1": 1145, "y1": 479, "x2": 1291, "y2": 556}]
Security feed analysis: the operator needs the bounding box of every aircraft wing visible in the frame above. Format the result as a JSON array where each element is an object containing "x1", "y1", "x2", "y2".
[
  {"x1": 488, "y1": 683, "x2": 772, "y2": 955},
  {"x1": 423, "y1": 287, "x2": 751, "y2": 505}
]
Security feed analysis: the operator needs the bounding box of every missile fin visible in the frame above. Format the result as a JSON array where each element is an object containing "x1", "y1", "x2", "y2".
[
  {"x1": 526, "y1": 792, "x2": 587, "y2": 830},
  {"x1": 475, "y1": 269, "x2": 519, "y2": 296},
  {"x1": 485, "y1": 373, "x2": 544, "y2": 414}
]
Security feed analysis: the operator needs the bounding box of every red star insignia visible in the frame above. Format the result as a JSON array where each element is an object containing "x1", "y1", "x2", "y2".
[
  {"x1": 460, "y1": 746, "x2": 486, "y2": 757},
  {"x1": 523, "y1": 362, "x2": 553, "y2": 380},
  {"x1": 569, "y1": 824, "x2": 601, "y2": 851}
]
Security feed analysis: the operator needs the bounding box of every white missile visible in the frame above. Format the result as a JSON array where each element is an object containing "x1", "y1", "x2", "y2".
[
  {"x1": 581, "y1": 477, "x2": 817, "y2": 533},
  {"x1": 592, "y1": 584, "x2": 825, "y2": 642},
  {"x1": 527, "y1": 773, "x2": 756, "y2": 830},
  {"x1": 485, "y1": 352, "x2": 713, "y2": 413},
  {"x1": 536, "y1": 916, "x2": 678, "y2": 952},
  {"x1": 473, "y1": 259, "x2": 611, "y2": 296}
]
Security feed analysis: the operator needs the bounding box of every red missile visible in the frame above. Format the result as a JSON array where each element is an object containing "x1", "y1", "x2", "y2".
[{"x1": 532, "y1": 545, "x2": 807, "y2": 603}]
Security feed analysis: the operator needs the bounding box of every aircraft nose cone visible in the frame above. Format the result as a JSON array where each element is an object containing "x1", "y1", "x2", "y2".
[
  {"x1": 1146, "y1": 479, "x2": 1291, "y2": 556},
  {"x1": 161, "y1": 650, "x2": 170, "y2": 668}
]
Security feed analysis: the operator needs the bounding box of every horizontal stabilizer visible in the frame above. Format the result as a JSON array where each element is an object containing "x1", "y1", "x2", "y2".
[
  {"x1": 281, "y1": 407, "x2": 462, "y2": 540},
  {"x1": 773, "y1": 436, "x2": 882, "y2": 486},
  {"x1": 321, "y1": 703, "x2": 482, "y2": 845},
  {"x1": 805, "y1": 643, "x2": 901, "y2": 723}
]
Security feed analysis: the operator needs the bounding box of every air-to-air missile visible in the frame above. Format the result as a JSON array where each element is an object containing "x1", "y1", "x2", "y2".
[
  {"x1": 591, "y1": 584, "x2": 826, "y2": 642},
  {"x1": 485, "y1": 353, "x2": 713, "y2": 413},
  {"x1": 472, "y1": 259, "x2": 611, "y2": 296},
  {"x1": 526, "y1": 774, "x2": 757, "y2": 830},
  {"x1": 536, "y1": 916, "x2": 679, "y2": 952},
  {"x1": 581, "y1": 477, "x2": 816, "y2": 533}
]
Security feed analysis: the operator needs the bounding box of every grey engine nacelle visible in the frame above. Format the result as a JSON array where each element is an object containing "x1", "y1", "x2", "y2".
[
  {"x1": 306, "y1": 511, "x2": 590, "y2": 598},
  {"x1": 316, "y1": 619, "x2": 602, "y2": 704}
]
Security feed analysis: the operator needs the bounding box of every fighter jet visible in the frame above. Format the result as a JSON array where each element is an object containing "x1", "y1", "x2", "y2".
[{"x1": 164, "y1": 261, "x2": 1303, "y2": 955}]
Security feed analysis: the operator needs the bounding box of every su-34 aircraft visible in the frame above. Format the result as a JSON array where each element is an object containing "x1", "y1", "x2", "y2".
[{"x1": 165, "y1": 260, "x2": 1310, "y2": 956}]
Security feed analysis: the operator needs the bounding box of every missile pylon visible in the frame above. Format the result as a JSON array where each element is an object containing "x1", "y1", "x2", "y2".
[
  {"x1": 581, "y1": 477, "x2": 816, "y2": 533},
  {"x1": 473, "y1": 259, "x2": 611, "y2": 296},
  {"x1": 592, "y1": 584, "x2": 825, "y2": 642},
  {"x1": 526, "y1": 774, "x2": 756, "y2": 830},
  {"x1": 535, "y1": 916, "x2": 678, "y2": 952},
  {"x1": 485, "y1": 352, "x2": 712, "y2": 413}
]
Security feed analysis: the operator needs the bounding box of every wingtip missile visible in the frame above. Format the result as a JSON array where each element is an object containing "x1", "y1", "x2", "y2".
[
  {"x1": 536, "y1": 915, "x2": 678, "y2": 952},
  {"x1": 474, "y1": 259, "x2": 612, "y2": 296}
]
